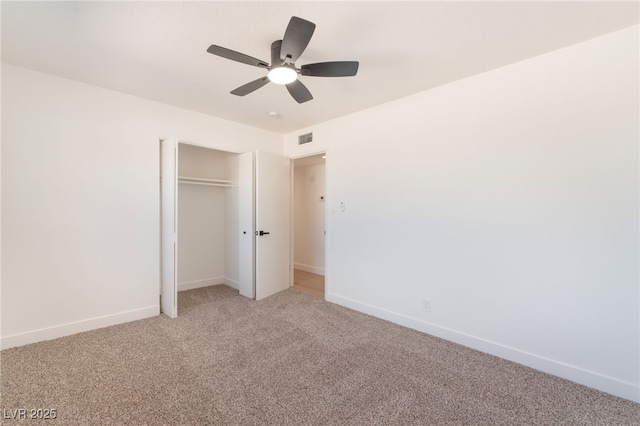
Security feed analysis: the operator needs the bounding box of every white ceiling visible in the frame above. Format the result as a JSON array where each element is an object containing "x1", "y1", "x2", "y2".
[{"x1": 2, "y1": 1, "x2": 638, "y2": 134}]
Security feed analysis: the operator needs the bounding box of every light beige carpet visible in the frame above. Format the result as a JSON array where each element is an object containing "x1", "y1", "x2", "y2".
[{"x1": 1, "y1": 285, "x2": 638, "y2": 425}]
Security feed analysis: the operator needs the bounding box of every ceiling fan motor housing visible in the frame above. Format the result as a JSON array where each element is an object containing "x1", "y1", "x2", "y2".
[{"x1": 271, "y1": 40, "x2": 286, "y2": 67}]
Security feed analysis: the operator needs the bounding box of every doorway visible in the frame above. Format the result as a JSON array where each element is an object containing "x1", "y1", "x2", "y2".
[{"x1": 292, "y1": 153, "x2": 326, "y2": 298}]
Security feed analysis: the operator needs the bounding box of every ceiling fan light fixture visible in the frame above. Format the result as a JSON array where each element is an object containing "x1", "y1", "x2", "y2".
[
  {"x1": 268, "y1": 67, "x2": 297, "y2": 84},
  {"x1": 207, "y1": 16, "x2": 358, "y2": 103}
]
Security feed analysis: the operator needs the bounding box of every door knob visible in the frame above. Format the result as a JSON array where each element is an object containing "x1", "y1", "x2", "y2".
[{"x1": 257, "y1": 230, "x2": 270, "y2": 236}]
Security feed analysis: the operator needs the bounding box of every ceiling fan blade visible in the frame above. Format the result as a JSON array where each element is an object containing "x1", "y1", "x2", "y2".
[
  {"x1": 280, "y1": 16, "x2": 316, "y2": 63},
  {"x1": 231, "y1": 77, "x2": 270, "y2": 96},
  {"x1": 301, "y1": 61, "x2": 359, "y2": 77},
  {"x1": 207, "y1": 45, "x2": 269, "y2": 68},
  {"x1": 286, "y1": 79, "x2": 313, "y2": 103}
]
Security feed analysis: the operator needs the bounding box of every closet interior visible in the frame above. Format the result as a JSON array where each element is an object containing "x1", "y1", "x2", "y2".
[{"x1": 176, "y1": 143, "x2": 240, "y2": 299}]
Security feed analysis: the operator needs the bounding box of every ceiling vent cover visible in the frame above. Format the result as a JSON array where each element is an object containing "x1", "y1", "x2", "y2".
[{"x1": 298, "y1": 132, "x2": 313, "y2": 145}]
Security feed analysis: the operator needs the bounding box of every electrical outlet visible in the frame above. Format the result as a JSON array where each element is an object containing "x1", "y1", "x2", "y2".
[{"x1": 421, "y1": 298, "x2": 431, "y2": 312}]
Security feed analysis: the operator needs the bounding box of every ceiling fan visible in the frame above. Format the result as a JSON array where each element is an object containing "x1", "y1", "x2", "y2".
[{"x1": 207, "y1": 16, "x2": 359, "y2": 104}]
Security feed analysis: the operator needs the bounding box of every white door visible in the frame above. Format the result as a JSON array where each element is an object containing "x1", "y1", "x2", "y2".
[
  {"x1": 238, "y1": 152, "x2": 255, "y2": 298},
  {"x1": 238, "y1": 150, "x2": 291, "y2": 300},
  {"x1": 255, "y1": 150, "x2": 291, "y2": 300},
  {"x1": 160, "y1": 138, "x2": 178, "y2": 318}
]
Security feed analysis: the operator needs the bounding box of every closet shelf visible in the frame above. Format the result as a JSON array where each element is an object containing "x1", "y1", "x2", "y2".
[{"x1": 177, "y1": 176, "x2": 234, "y2": 187}]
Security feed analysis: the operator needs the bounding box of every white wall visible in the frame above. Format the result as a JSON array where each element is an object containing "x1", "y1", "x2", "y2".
[
  {"x1": 1, "y1": 64, "x2": 282, "y2": 348},
  {"x1": 178, "y1": 183, "x2": 225, "y2": 289},
  {"x1": 177, "y1": 144, "x2": 228, "y2": 291},
  {"x1": 285, "y1": 26, "x2": 640, "y2": 402},
  {"x1": 178, "y1": 143, "x2": 228, "y2": 179},
  {"x1": 294, "y1": 164, "x2": 326, "y2": 275}
]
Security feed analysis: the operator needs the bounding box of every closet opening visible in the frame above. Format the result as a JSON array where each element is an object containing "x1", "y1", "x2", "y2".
[
  {"x1": 161, "y1": 141, "x2": 242, "y2": 316},
  {"x1": 162, "y1": 139, "x2": 291, "y2": 317},
  {"x1": 292, "y1": 153, "x2": 326, "y2": 298}
]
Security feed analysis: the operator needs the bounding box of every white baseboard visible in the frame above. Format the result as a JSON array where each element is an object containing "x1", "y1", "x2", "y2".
[
  {"x1": 224, "y1": 277, "x2": 239, "y2": 290},
  {"x1": 178, "y1": 276, "x2": 225, "y2": 292},
  {"x1": 294, "y1": 262, "x2": 325, "y2": 276},
  {"x1": 326, "y1": 292, "x2": 639, "y2": 404},
  {"x1": 1, "y1": 305, "x2": 159, "y2": 350}
]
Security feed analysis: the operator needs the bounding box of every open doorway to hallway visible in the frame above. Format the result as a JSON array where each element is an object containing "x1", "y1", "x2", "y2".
[{"x1": 292, "y1": 154, "x2": 326, "y2": 298}]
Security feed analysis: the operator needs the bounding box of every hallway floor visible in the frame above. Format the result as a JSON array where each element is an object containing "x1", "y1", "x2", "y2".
[{"x1": 293, "y1": 269, "x2": 324, "y2": 298}]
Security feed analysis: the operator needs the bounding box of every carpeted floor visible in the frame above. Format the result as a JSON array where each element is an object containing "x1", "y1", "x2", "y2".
[{"x1": 1, "y1": 285, "x2": 639, "y2": 425}]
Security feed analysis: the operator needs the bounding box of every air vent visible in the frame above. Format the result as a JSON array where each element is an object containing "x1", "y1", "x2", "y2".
[{"x1": 298, "y1": 132, "x2": 313, "y2": 145}]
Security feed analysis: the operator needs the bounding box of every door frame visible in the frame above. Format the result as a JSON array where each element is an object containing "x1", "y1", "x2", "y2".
[
  {"x1": 160, "y1": 138, "x2": 178, "y2": 318},
  {"x1": 161, "y1": 139, "x2": 292, "y2": 315},
  {"x1": 290, "y1": 151, "x2": 328, "y2": 298}
]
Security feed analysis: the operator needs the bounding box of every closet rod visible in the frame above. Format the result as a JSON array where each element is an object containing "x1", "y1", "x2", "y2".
[
  {"x1": 176, "y1": 175, "x2": 234, "y2": 187},
  {"x1": 160, "y1": 176, "x2": 234, "y2": 187},
  {"x1": 178, "y1": 180, "x2": 233, "y2": 188},
  {"x1": 178, "y1": 176, "x2": 231, "y2": 184}
]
